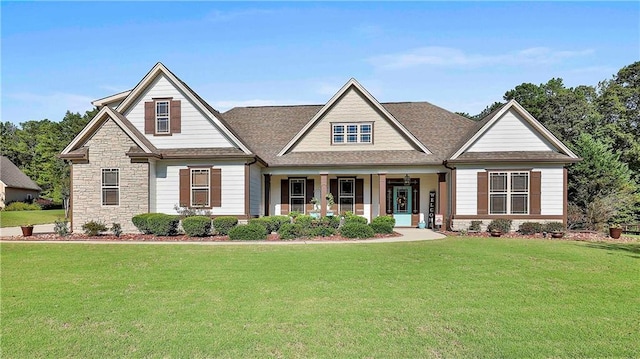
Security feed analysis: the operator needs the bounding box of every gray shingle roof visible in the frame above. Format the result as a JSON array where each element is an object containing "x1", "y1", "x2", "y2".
[
  {"x1": 223, "y1": 102, "x2": 477, "y2": 167},
  {"x1": 0, "y1": 156, "x2": 41, "y2": 191},
  {"x1": 448, "y1": 151, "x2": 580, "y2": 163}
]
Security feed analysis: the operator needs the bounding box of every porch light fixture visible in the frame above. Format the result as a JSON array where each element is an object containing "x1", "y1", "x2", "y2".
[{"x1": 404, "y1": 174, "x2": 411, "y2": 186}]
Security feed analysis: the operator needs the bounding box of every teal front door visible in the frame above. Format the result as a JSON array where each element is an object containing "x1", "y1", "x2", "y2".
[{"x1": 393, "y1": 186, "x2": 412, "y2": 226}]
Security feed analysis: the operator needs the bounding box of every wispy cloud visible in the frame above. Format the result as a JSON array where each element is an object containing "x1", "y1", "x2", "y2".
[
  {"x1": 204, "y1": 8, "x2": 276, "y2": 23},
  {"x1": 368, "y1": 46, "x2": 594, "y2": 70}
]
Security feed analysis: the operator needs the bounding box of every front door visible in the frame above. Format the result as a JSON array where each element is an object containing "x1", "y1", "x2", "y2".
[{"x1": 393, "y1": 186, "x2": 412, "y2": 226}]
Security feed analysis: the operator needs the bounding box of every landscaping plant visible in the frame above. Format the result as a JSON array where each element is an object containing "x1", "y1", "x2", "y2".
[
  {"x1": 228, "y1": 223, "x2": 267, "y2": 240},
  {"x1": 212, "y1": 216, "x2": 238, "y2": 235},
  {"x1": 182, "y1": 216, "x2": 212, "y2": 237}
]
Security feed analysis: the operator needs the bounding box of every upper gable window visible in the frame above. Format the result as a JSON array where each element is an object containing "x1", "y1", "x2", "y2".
[
  {"x1": 156, "y1": 101, "x2": 170, "y2": 134},
  {"x1": 332, "y1": 123, "x2": 373, "y2": 144}
]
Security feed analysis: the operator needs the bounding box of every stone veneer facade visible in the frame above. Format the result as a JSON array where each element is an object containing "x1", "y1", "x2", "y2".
[{"x1": 72, "y1": 119, "x2": 149, "y2": 233}]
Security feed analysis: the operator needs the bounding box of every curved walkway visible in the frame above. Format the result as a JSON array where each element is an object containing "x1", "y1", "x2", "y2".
[{"x1": 0, "y1": 226, "x2": 445, "y2": 244}]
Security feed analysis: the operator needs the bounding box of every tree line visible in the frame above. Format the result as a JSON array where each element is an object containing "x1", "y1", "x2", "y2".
[{"x1": 2, "y1": 62, "x2": 638, "y2": 228}]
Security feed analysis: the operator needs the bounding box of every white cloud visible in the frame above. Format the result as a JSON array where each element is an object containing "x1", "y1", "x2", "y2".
[{"x1": 368, "y1": 46, "x2": 595, "y2": 70}]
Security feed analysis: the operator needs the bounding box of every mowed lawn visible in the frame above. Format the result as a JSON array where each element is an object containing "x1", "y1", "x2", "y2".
[
  {"x1": 0, "y1": 209, "x2": 66, "y2": 228},
  {"x1": 2, "y1": 238, "x2": 639, "y2": 358}
]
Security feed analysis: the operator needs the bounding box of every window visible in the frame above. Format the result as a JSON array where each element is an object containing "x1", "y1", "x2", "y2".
[
  {"x1": 191, "y1": 169, "x2": 210, "y2": 207},
  {"x1": 290, "y1": 178, "x2": 306, "y2": 213},
  {"x1": 489, "y1": 172, "x2": 529, "y2": 214},
  {"x1": 156, "y1": 100, "x2": 170, "y2": 134},
  {"x1": 332, "y1": 123, "x2": 373, "y2": 144},
  {"x1": 338, "y1": 178, "x2": 355, "y2": 213},
  {"x1": 101, "y1": 168, "x2": 119, "y2": 206}
]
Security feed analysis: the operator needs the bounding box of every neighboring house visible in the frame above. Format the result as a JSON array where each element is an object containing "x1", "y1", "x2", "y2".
[
  {"x1": 60, "y1": 63, "x2": 579, "y2": 233},
  {"x1": 0, "y1": 156, "x2": 41, "y2": 208}
]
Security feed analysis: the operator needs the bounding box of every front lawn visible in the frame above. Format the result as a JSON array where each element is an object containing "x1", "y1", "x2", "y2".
[
  {"x1": 2, "y1": 238, "x2": 638, "y2": 358},
  {"x1": 0, "y1": 209, "x2": 66, "y2": 227}
]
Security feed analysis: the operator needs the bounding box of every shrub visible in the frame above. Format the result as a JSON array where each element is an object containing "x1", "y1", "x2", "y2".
[
  {"x1": 111, "y1": 223, "x2": 122, "y2": 237},
  {"x1": 288, "y1": 211, "x2": 302, "y2": 219},
  {"x1": 469, "y1": 221, "x2": 483, "y2": 232},
  {"x1": 487, "y1": 219, "x2": 512, "y2": 233},
  {"x1": 544, "y1": 222, "x2": 565, "y2": 232},
  {"x1": 228, "y1": 223, "x2": 267, "y2": 240},
  {"x1": 3, "y1": 201, "x2": 41, "y2": 211},
  {"x1": 370, "y1": 216, "x2": 395, "y2": 234},
  {"x1": 182, "y1": 216, "x2": 212, "y2": 237},
  {"x1": 519, "y1": 222, "x2": 543, "y2": 235},
  {"x1": 308, "y1": 226, "x2": 337, "y2": 237},
  {"x1": 294, "y1": 214, "x2": 314, "y2": 229},
  {"x1": 249, "y1": 217, "x2": 272, "y2": 232},
  {"x1": 147, "y1": 214, "x2": 180, "y2": 236},
  {"x1": 340, "y1": 222, "x2": 375, "y2": 239},
  {"x1": 319, "y1": 215, "x2": 341, "y2": 229},
  {"x1": 279, "y1": 223, "x2": 305, "y2": 240},
  {"x1": 343, "y1": 213, "x2": 367, "y2": 225},
  {"x1": 132, "y1": 213, "x2": 155, "y2": 234},
  {"x1": 82, "y1": 220, "x2": 108, "y2": 236},
  {"x1": 269, "y1": 215, "x2": 291, "y2": 232},
  {"x1": 212, "y1": 216, "x2": 238, "y2": 235},
  {"x1": 54, "y1": 219, "x2": 70, "y2": 237}
]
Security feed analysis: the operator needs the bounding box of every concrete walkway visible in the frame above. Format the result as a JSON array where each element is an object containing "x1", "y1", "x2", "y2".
[{"x1": 0, "y1": 226, "x2": 445, "y2": 244}]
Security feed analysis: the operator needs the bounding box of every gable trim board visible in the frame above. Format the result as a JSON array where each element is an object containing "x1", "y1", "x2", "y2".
[
  {"x1": 61, "y1": 62, "x2": 580, "y2": 232},
  {"x1": 277, "y1": 78, "x2": 431, "y2": 156}
]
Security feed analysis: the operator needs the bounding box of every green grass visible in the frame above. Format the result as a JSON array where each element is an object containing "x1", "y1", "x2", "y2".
[
  {"x1": 0, "y1": 209, "x2": 65, "y2": 227},
  {"x1": 2, "y1": 238, "x2": 639, "y2": 358}
]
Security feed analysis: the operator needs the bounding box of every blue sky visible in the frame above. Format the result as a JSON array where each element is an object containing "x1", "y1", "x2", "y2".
[{"x1": 2, "y1": 2, "x2": 638, "y2": 125}]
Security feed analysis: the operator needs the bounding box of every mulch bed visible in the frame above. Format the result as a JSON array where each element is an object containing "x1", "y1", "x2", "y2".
[
  {"x1": 1, "y1": 232, "x2": 402, "y2": 242},
  {"x1": 444, "y1": 230, "x2": 638, "y2": 243}
]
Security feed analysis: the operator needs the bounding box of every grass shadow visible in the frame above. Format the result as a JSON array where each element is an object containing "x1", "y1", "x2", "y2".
[{"x1": 582, "y1": 242, "x2": 640, "y2": 258}]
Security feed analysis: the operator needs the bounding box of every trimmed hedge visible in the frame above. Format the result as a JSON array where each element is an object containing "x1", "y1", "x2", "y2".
[
  {"x1": 294, "y1": 214, "x2": 314, "y2": 228},
  {"x1": 519, "y1": 222, "x2": 543, "y2": 235},
  {"x1": 343, "y1": 214, "x2": 367, "y2": 225},
  {"x1": 319, "y1": 215, "x2": 340, "y2": 229},
  {"x1": 228, "y1": 223, "x2": 267, "y2": 240},
  {"x1": 270, "y1": 216, "x2": 291, "y2": 232},
  {"x1": 340, "y1": 222, "x2": 375, "y2": 239},
  {"x1": 212, "y1": 216, "x2": 238, "y2": 235},
  {"x1": 544, "y1": 222, "x2": 565, "y2": 232},
  {"x1": 279, "y1": 223, "x2": 305, "y2": 240},
  {"x1": 370, "y1": 216, "x2": 395, "y2": 234},
  {"x1": 182, "y1": 216, "x2": 212, "y2": 237},
  {"x1": 308, "y1": 226, "x2": 337, "y2": 237},
  {"x1": 147, "y1": 214, "x2": 180, "y2": 236},
  {"x1": 249, "y1": 217, "x2": 272, "y2": 232},
  {"x1": 487, "y1": 219, "x2": 512, "y2": 233},
  {"x1": 132, "y1": 213, "x2": 155, "y2": 234}
]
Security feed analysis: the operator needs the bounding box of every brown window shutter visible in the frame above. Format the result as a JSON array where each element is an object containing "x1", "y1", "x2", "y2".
[
  {"x1": 305, "y1": 179, "x2": 314, "y2": 213},
  {"x1": 330, "y1": 179, "x2": 338, "y2": 211},
  {"x1": 144, "y1": 101, "x2": 154, "y2": 134},
  {"x1": 179, "y1": 169, "x2": 190, "y2": 207},
  {"x1": 211, "y1": 168, "x2": 222, "y2": 207},
  {"x1": 477, "y1": 172, "x2": 488, "y2": 215},
  {"x1": 530, "y1": 171, "x2": 541, "y2": 215},
  {"x1": 280, "y1": 179, "x2": 289, "y2": 214},
  {"x1": 355, "y1": 178, "x2": 364, "y2": 215},
  {"x1": 170, "y1": 100, "x2": 181, "y2": 134}
]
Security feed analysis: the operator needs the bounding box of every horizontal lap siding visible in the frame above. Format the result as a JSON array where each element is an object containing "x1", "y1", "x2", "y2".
[
  {"x1": 292, "y1": 88, "x2": 414, "y2": 152},
  {"x1": 155, "y1": 161, "x2": 245, "y2": 215},
  {"x1": 250, "y1": 164, "x2": 262, "y2": 216},
  {"x1": 125, "y1": 75, "x2": 234, "y2": 149},
  {"x1": 539, "y1": 167, "x2": 564, "y2": 215},
  {"x1": 456, "y1": 168, "x2": 481, "y2": 215},
  {"x1": 467, "y1": 110, "x2": 554, "y2": 152}
]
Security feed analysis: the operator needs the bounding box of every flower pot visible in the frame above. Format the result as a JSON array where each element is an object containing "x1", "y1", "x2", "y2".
[
  {"x1": 609, "y1": 227, "x2": 623, "y2": 239},
  {"x1": 490, "y1": 231, "x2": 502, "y2": 237},
  {"x1": 21, "y1": 226, "x2": 34, "y2": 237},
  {"x1": 551, "y1": 231, "x2": 564, "y2": 238}
]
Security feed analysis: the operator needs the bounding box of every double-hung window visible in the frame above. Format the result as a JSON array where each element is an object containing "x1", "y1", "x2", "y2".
[
  {"x1": 489, "y1": 172, "x2": 529, "y2": 214},
  {"x1": 338, "y1": 178, "x2": 355, "y2": 213},
  {"x1": 101, "y1": 168, "x2": 119, "y2": 206},
  {"x1": 191, "y1": 169, "x2": 210, "y2": 207},
  {"x1": 332, "y1": 123, "x2": 372, "y2": 144},
  {"x1": 290, "y1": 178, "x2": 306, "y2": 213},
  {"x1": 156, "y1": 100, "x2": 170, "y2": 134}
]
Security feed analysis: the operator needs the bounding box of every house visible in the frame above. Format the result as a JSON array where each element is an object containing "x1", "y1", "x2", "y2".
[
  {"x1": 0, "y1": 156, "x2": 41, "y2": 208},
  {"x1": 60, "y1": 63, "x2": 579, "y2": 233}
]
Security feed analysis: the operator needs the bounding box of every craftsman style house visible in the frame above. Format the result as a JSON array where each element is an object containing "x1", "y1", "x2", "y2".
[{"x1": 60, "y1": 63, "x2": 579, "y2": 233}]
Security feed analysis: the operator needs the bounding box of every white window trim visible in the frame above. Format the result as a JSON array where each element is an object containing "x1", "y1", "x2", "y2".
[
  {"x1": 332, "y1": 122, "x2": 373, "y2": 144},
  {"x1": 155, "y1": 100, "x2": 170, "y2": 134},
  {"x1": 289, "y1": 178, "x2": 306, "y2": 214},
  {"x1": 338, "y1": 178, "x2": 355, "y2": 213},
  {"x1": 488, "y1": 171, "x2": 529, "y2": 215},
  {"x1": 101, "y1": 168, "x2": 120, "y2": 207},
  {"x1": 190, "y1": 168, "x2": 210, "y2": 208}
]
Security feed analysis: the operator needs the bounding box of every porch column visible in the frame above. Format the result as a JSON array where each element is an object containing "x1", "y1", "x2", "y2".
[
  {"x1": 320, "y1": 172, "x2": 328, "y2": 217},
  {"x1": 264, "y1": 174, "x2": 271, "y2": 216},
  {"x1": 438, "y1": 173, "x2": 447, "y2": 229},
  {"x1": 378, "y1": 173, "x2": 387, "y2": 216}
]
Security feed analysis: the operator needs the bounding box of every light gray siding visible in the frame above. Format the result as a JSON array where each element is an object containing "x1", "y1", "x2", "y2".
[
  {"x1": 250, "y1": 163, "x2": 261, "y2": 216},
  {"x1": 467, "y1": 109, "x2": 554, "y2": 152}
]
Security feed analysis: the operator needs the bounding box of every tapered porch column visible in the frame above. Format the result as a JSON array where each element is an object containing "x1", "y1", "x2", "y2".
[
  {"x1": 378, "y1": 173, "x2": 387, "y2": 216},
  {"x1": 438, "y1": 172, "x2": 447, "y2": 229},
  {"x1": 320, "y1": 172, "x2": 328, "y2": 217}
]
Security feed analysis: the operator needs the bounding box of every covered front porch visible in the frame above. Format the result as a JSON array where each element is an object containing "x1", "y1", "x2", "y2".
[{"x1": 263, "y1": 168, "x2": 449, "y2": 227}]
